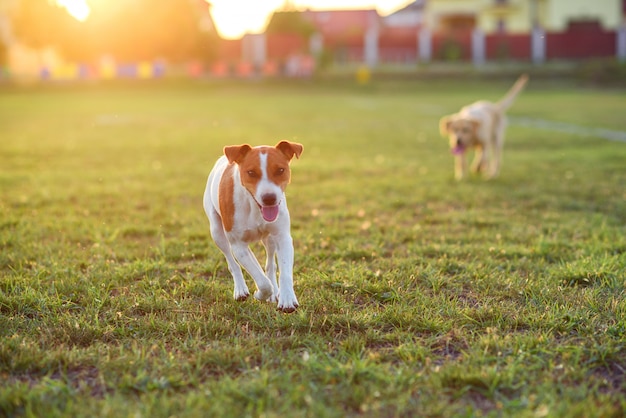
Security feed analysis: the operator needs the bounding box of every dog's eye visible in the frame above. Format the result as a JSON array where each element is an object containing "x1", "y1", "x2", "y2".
[
  {"x1": 276, "y1": 168, "x2": 285, "y2": 176},
  {"x1": 246, "y1": 170, "x2": 258, "y2": 178}
]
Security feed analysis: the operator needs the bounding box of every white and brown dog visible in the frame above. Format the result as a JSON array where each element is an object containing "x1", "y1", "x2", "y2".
[
  {"x1": 203, "y1": 141, "x2": 303, "y2": 313},
  {"x1": 439, "y1": 74, "x2": 528, "y2": 180}
]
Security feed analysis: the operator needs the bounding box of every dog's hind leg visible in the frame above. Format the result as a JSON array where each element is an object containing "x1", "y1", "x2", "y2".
[
  {"x1": 230, "y1": 243, "x2": 274, "y2": 302},
  {"x1": 262, "y1": 237, "x2": 279, "y2": 303},
  {"x1": 207, "y1": 209, "x2": 250, "y2": 301},
  {"x1": 489, "y1": 118, "x2": 507, "y2": 178},
  {"x1": 489, "y1": 142, "x2": 503, "y2": 178}
]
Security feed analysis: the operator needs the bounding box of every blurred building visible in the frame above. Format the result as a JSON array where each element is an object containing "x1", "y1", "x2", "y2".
[
  {"x1": 3, "y1": 0, "x2": 626, "y2": 80},
  {"x1": 424, "y1": 0, "x2": 626, "y2": 63},
  {"x1": 237, "y1": 0, "x2": 625, "y2": 70},
  {"x1": 385, "y1": 0, "x2": 425, "y2": 28},
  {"x1": 426, "y1": 0, "x2": 623, "y2": 33},
  {"x1": 239, "y1": 3, "x2": 425, "y2": 68}
]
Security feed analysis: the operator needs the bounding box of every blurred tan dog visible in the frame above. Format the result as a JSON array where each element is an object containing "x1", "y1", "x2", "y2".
[{"x1": 439, "y1": 74, "x2": 528, "y2": 180}]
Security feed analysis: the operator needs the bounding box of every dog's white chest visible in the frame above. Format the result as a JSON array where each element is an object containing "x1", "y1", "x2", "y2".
[{"x1": 241, "y1": 225, "x2": 270, "y2": 242}]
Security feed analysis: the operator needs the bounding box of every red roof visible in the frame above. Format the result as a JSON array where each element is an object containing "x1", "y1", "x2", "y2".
[{"x1": 302, "y1": 9, "x2": 380, "y2": 36}]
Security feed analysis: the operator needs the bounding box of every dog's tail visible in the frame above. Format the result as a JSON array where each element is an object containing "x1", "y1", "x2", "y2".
[{"x1": 497, "y1": 74, "x2": 529, "y2": 111}]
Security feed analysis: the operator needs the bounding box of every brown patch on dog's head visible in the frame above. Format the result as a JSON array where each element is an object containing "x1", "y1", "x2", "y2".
[
  {"x1": 276, "y1": 140, "x2": 303, "y2": 161},
  {"x1": 233, "y1": 142, "x2": 302, "y2": 191},
  {"x1": 223, "y1": 141, "x2": 303, "y2": 223},
  {"x1": 262, "y1": 141, "x2": 303, "y2": 192},
  {"x1": 224, "y1": 144, "x2": 252, "y2": 164}
]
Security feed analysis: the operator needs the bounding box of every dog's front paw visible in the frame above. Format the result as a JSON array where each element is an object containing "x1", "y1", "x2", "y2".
[
  {"x1": 485, "y1": 170, "x2": 499, "y2": 180},
  {"x1": 277, "y1": 293, "x2": 299, "y2": 313},
  {"x1": 234, "y1": 288, "x2": 250, "y2": 301},
  {"x1": 254, "y1": 287, "x2": 273, "y2": 302},
  {"x1": 277, "y1": 303, "x2": 298, "y2": 313}
]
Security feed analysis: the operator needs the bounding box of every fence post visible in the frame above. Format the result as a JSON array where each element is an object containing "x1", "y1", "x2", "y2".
[
  {"x1": 419, "y1": 27, "x2": 432, "y2": 63},
  {"x1": 472, "y1": 28, "x2": 485, "y2": 66},
  {"x1": 617, "y1": 26, "x2": 626, "y2": 62},
  {"x1": 242, "y1": 34, "x2": 266, "y2": 67},
  {"x1": 531, "y1": 27, "x2": 545, "y2": 65},
  {"x1": 364, "y1": 26, "x2": 379, "y2": 67},
  {"x1": 310, "y1": 32, "x2": 323, "y2": 57}
]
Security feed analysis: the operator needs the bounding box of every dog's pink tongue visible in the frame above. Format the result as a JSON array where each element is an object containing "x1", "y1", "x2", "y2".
[
  {"x1": 261, "y1": 205, "x2": 279, "y2": 222},
  {"x1": 452, "y1": 145, "x2": 465, "y2": 155}
]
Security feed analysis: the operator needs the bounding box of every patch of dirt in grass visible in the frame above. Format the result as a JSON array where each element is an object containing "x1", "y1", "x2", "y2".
[
  {"x1": 466, "y1": 391, "x2": 500, "y2": 415},
  {"x1": 54, "y1": 366, "x2": 109, "y2": 397},
  {"x1": 560, "y1": 271, "x2": 612, "y2": 288},
  {"x1": 455, "y1": 290, "x2": 481, "y2": 309},
  {"x1": 592, "y1": 361, "x2": 626, "y2": 393},
  {"x1": 7, "y1": 365, "x2": 109, "y2": 398},
  {"x1": 431, "y1": 330, "x2": 468, "y2": 362}
]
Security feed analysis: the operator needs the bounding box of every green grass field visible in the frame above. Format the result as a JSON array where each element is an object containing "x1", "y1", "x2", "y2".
[{"x1": 1, "y1": 77, "x2": 625, "y2": 417}]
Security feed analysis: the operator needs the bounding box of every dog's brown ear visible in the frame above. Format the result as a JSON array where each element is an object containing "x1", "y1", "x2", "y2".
[
  {"x1": 224, "y1": 144, "x2": 252, "y2": 164},
  {"x1": 439, "y1": 116, "x2": 453, "y2": 136},
  {"x1": 276, "y1": 141, "x2": 303, "y2": 161}
]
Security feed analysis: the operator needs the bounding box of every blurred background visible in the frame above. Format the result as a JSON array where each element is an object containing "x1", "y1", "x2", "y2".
[{"x1": 0, "y1": 0, "x2": 625, "y2": 83}]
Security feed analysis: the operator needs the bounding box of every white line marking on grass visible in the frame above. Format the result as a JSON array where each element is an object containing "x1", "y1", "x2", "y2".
[{"x1": 510, "y1": 117, "x2": 626, "y2": 143}]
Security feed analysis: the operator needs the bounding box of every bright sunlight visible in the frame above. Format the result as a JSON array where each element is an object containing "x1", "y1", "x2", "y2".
[
  {"x1": 57, "y1": 0, "x2": 90, "y2": 21},
  {"x1": 57, "y1": 0, "x2": 413, "y2": 38},
  {"x1": 210, "y1": 0, "x2": 285, "y2": 39}
]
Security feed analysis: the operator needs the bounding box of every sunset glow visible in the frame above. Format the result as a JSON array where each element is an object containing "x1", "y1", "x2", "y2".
[
  {"x1": 57, "y1": 0, "x2": 90, "y2": 22},
  {"x1": 57, "y1": 0, "x2": 413, "y2": 38},
  {"x1": 210, "y1": 0, "x2": 284, "y2": 39}
]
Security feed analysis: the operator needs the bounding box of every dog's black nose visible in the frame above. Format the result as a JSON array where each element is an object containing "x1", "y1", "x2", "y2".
[{"x1": 261, "y1": 193, "x2": 277, "y2": 206}]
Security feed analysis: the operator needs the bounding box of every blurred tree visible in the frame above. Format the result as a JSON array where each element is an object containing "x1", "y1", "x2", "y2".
[
  {"x1": 0, "y1": 38, "x2": 7, "y2": 67},
  {"x1": 11, "y1": 0, "x2": 219, "y2": 63},
  {"x1": 11, "y1": 0, "x2": 78, "y2": 51},
  {"x1": 266, "y1": 11, "x2": 315, "y2": 37}
]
